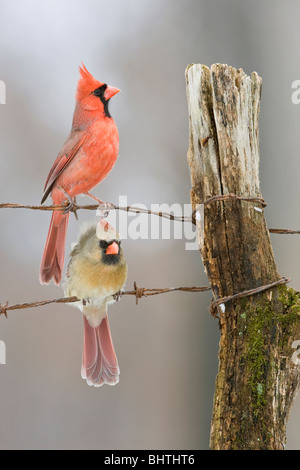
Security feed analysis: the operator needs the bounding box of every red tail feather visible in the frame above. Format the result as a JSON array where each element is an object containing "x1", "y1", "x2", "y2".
[
  {"x1": 39, "y1": 211, "x2": 69, "y2": 285},
  {"x1": 81, "y1": 315, "x2": 119, "y2": 387}
]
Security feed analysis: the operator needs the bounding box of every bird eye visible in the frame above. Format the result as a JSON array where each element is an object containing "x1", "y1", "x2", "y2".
[
  {"x1": 93, "y1": 84, "x2": 107, "y2": 98},
  {"x1": 99, "y1": 240, "x2": 108, "y2": 249}
]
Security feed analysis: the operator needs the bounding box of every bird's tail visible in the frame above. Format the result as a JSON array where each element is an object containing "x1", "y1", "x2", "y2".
[
  {"x1": 81, "y1": 314, "x2": 120, "y2": 387},
  {"x1": 39, "y1": 210, "x2": 69, "y2": 285}
]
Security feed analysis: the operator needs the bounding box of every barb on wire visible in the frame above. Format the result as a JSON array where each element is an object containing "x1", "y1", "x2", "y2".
[
  {"x1": 0, "y1": 297, "x2": 79, "y2": 318},
  {"x1": 128, "y1": 281, "x2": 211, "y2": 305},
  {"x1": 0, "y1": 283, "x2": 212, "y2": 317}
]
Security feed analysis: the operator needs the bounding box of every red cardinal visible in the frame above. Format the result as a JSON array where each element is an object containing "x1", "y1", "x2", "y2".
[
  {"x1": 40, "y1": 64, "x2": 120, "y2": 285},
  {"x1": 64, "y1": 220, "x2": 128, "y2": 386}
]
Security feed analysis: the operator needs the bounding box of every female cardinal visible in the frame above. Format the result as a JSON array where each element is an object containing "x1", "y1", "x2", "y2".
[
  {"x1": 64, "y1": 219, "x2": 128, "y2": 387},
  {"x1": 40, "y1": 63, "x2": 120, "y2": 285}
]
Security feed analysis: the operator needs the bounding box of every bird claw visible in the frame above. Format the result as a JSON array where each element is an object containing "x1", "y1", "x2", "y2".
[
  {"x1": 113, "y1": 291, "x2": 123, "y2": 302},
  {"x1": 62, "y1": 198, "x2": 74, "y2": 214},
  {"x1": 56, "y1": 186, "x2": 76, "y2": 216},
  {"x1": 96, "y1": 202, "x2": 114, "y2": 218},
  {"x1": 62, "y1": 197, "x2": 78, "y2": 220},
  {"x1": 85, "y1": 192, "x2": 114, "y2": 218}
]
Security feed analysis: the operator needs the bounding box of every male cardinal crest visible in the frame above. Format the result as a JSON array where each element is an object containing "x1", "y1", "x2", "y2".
[
  {"x1": 40, "y1": 63, "x2": 120, "y2": 285},
  {"x1": 64, "y1": 220, "x2": 128, "y2": 387}
]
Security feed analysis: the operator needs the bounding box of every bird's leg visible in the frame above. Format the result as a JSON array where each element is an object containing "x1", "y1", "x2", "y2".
[
  {"x1": 56, "y1": 186, "x2": 75, "y2": 212},
  {"x1": 73, "y1": 197, "x2": 78, "y2": 220},
  {"x1": 56, "y1": 186, "x2": 78, "y2": 219},
  {"x1": 84, "y1": 192, "x2": 114, "y2": 217},
  {"x1": 84, "y1": 192, "x2": 105, "y2": 205}
]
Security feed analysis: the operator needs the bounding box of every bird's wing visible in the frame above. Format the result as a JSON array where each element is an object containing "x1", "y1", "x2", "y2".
[{"x1": 41, "y1": 128, "x2": 87, "y2": 204}]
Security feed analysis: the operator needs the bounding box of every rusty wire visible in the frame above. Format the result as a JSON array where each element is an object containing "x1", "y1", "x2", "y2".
[
  {"x1": 0, "y1": 283, "x2": 212, "y2": 317},
  {"x1": 0, "y1": 197, "x2": 298, "y2": 234}
]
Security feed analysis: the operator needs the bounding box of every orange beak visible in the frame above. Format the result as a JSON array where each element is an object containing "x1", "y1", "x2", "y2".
[
  {"x1": 104, "y1": 86, "x2": 120, "y2": 101},
  {"x1": 106, "y1": 241, "x2": 119, "y2": 255}
]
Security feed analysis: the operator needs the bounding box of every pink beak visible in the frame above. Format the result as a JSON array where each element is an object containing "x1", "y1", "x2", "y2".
[
  {"x1": 104, "y1": 86, "x2": 120, "y2": 100},
  {"x1": 106, "y1": 241, "x2": 119, "y2": 255}
]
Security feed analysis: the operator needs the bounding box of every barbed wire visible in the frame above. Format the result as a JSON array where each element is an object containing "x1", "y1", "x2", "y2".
[
  {"x1": 0, "y1": 283, "x2": 212, "y2": 317},
  {"x1": 202, "y1": 193, "x2": 267, "y2": 207},
  {"x1": 209, "y1": 277, "x2": 290, "y2": 317},
  {"x1": 268, "y1": 228, "x2": 300, "y2": 235},
  {"x1": 0, "y1": 202, "x2": 193, "y2": 223},
  {"x1": 0, "y1": 277, "x2": 292, "y2": 319},
  {"x1": 0, "y1": 198, "x2": 299, "y2": 234}
]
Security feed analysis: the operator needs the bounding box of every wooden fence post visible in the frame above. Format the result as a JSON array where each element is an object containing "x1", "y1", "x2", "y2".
[{"x1": 186, "y1": 63, "x2": 300, "y2": 450}]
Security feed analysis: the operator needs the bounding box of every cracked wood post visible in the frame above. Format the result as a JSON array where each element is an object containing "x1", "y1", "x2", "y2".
[{"x1": 186, "y1": 63, "x2": 300, "y2": 450}]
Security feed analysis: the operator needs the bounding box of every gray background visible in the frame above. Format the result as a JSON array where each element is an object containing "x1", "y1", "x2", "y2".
[{"x1": 0, "y1": 0, "x2": 299, "y2": 450}]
